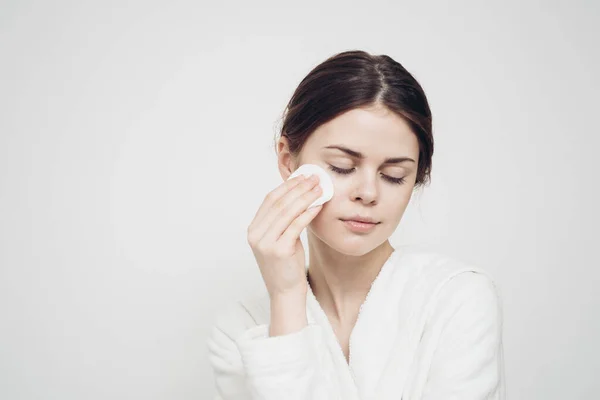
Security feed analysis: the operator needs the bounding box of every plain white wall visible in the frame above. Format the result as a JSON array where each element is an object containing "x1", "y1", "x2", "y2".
[{"x1": 1, "y1": 1, "x2": 598, "y2": 398}]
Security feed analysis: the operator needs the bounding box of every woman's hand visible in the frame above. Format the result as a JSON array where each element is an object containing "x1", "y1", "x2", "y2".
[{"x1": 247, "y1": 174, "x2": 323, "y2": 299}]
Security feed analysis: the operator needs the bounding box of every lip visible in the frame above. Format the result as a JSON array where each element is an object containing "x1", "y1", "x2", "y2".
[
  {"x1": 342, "y1": 215, "x2": 379, "y2": 224},
  {"x1": 340, "y1": 218, "x2": 380, "y2": 233}
]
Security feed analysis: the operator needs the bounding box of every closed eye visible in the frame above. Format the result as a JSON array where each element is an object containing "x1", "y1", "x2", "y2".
[{"x1": 328, "y1": 164, "x2": 406, "y2": 185}]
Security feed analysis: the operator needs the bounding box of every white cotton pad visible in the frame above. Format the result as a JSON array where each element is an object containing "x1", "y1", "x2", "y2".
[{"x1": 287, "y1": 164, "x2": 335, "y2": 209}]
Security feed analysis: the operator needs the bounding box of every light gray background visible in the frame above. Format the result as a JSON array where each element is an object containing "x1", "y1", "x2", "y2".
[{"x1": 1, "y1": 1, "x2": 598, "y2": 399}]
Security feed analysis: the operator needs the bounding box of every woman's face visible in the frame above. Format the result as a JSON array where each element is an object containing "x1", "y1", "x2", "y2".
[{"x1": 279, "y1": 104, "x2": 420, "y2": 257}]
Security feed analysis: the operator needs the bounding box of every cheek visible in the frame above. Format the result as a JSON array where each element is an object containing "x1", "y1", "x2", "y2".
[
  {"x1": 308, "y1": 199, "x2": 340, "y2": 231},
  {"x1": 385, "y1": 197, "x2": 412, "y2": 225},
  {"x1": 326, "y1": 179, "x2": 351, "y2": 204}
]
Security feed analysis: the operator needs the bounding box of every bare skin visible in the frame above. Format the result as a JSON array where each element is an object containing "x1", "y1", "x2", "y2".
[
  {"x1": 306, "y1": 243, "x2": 395, "y2": 363},
  {"x1": 248, "y1": 103, "x2": 420, "y2": 361}
]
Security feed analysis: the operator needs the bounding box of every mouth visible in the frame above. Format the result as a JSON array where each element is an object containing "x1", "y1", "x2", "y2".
[
  {"x1": 339, "y1": 218, "x2": 380, "y2": 233},
  {"x1": 340, "y1": 215, "x2": 380, "y2": 224}
]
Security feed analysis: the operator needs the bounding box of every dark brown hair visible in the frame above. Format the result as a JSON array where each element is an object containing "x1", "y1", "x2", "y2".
[{"x1": 275, "y1": 50, "x2": 434, "y2": 189}]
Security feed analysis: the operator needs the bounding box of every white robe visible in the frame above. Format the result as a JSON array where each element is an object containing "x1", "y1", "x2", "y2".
[{"x1": 207, "y1": 248, "x2": 506, "y2": 399}]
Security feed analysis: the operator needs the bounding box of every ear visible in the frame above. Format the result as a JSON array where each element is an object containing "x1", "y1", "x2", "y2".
[{"x1": 276, "y1": 135, "x2": 299, "y2": 181}]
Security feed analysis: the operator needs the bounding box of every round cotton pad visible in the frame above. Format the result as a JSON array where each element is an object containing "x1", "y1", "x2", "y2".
[{"x1": 287, "y1": 164, "x2": 335, "y2": 209}]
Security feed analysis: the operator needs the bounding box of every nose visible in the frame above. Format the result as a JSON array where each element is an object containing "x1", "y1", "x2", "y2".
[{"x1": 351, "y1": 170, "x2": 378, "y2": 205}]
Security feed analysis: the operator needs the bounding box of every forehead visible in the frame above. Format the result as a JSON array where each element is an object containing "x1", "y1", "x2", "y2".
[{"x1": 305, "y1": 106, "x2": 419, "y2": 158}]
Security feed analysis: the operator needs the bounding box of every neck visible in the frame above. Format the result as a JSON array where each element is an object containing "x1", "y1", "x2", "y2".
[{"x1": 306, "y1": 235, "x2": 395, "y2": 324}]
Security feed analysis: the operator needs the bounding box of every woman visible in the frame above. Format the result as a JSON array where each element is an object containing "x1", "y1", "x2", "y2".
[{"x1": 207, "y1": 50, "x2": 505, "y2": 399}]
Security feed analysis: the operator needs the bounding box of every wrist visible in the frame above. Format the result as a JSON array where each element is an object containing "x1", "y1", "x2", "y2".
[{"x1": 269, "y1": 291, "x2": 308, "y2": 337}]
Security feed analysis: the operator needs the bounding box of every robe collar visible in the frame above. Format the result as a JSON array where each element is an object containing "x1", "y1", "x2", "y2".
[{"x1": 304, "y1": 249, "x2": 405, "y2": 400}]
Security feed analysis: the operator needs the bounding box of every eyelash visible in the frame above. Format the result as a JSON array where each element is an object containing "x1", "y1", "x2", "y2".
[{"x1": 328, "y1": 165, "x2": 406, "y2": 185}]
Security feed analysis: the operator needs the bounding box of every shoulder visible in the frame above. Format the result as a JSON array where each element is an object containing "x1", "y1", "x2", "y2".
[
  {"x1": 433, "y1": 251, "x2": 502, "y2": 310},
  {"x1": 396, "y1": 248, "x2": 503, "y2": 319},
  {"x1": 415, "y1": 251, "x2": 503, "y2": 331},
  {"x1": 402, "y1": 248, "x2": 501, "y2": 294},
  {"x1": 436, "y1": 270, "x2": 502, "y2": 319},
  {"x1": 208, "y1": 291, "x2": 271, "y2": 344},
  {"x1": 206, "y1": 292, "x2": 272, "y2": 376}
]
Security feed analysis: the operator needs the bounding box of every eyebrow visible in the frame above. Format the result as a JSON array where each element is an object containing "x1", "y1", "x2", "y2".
[{"x1": 323, "y1": 145, "x2": 416, "y2": 164}]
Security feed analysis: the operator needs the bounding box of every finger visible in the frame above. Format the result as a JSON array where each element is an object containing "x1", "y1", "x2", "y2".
[
  {"x1": 261, "y1": 182, "x2": 322, "y2": 244},
  {"x1": 278, "y1": 204, "x2": 323, "y2": 249},
  {"x1": 251, "y1": 175, "x2": 320, "y2": 242},
  {"x1": 252, "y1": 176, "x2": 320, "y2": 242},
  {"x1": 250, "y1": 174, "x2": 306, "y2": 228}
]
